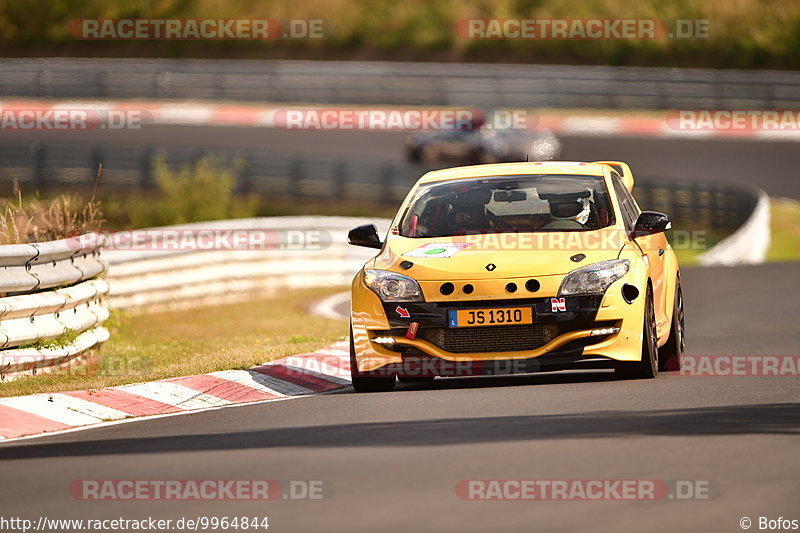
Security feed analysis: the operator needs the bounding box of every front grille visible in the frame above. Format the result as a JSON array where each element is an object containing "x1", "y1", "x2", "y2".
[{"x1": 419, "y1": 324, "x2": 558, "y2": 354}]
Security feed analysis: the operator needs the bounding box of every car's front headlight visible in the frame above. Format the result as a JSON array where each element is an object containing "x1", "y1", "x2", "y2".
[
  {"x1": 363, "y1": 269, "x2": 424, "y2": 302},
  {"x1": 558, "y1": 259, "x2": 630, "y2": 296}
]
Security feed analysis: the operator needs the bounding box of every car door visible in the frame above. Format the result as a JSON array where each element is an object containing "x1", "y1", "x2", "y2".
[{"x1": 611, "y1": 174, "x2": 668, "y2": 330}]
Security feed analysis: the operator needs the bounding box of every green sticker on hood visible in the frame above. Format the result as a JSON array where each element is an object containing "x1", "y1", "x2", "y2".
[{"x1": 403, "y1": 243, "x2": 473, "y2": 258}]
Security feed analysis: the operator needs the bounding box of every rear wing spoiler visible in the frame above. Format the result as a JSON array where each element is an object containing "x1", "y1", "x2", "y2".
[{"x1": 593, "y1": 161, "x2": 634, "y2": 191}]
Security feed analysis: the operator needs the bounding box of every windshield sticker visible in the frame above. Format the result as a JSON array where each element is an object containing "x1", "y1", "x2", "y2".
[{"x1": 403, "y1": 242, "x2": 473, "y2": 258}]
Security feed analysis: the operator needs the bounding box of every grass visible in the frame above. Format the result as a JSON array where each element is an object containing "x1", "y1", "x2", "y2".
[
  {"x1": 18, "y1": 329, "x2": 82, "y2": 350},
  {"x1": 672, "y1": 198, "x2": 800, "y2": 265},
  {"x1": 6, "y1": 188, "x2": 400, "y2": 229},
  {"x1": 766, "y1": 198, "x2": 800, "y2": 262},
  {"x1": 672, "y1": 245, "x2": 703, "y2": 267},
  {"x1": 0, "y1": 155, "x2": 264, "y2": 233},
  {"x1": 0, "y1": 287, "x2": 348, "y2": 398},
  {"x1": 0, "y1": 188, "x2": 103, "y2": 245},
  {"x1": 668, "y1": 227, "x2": 723, "y2": 266},
  {"x1": 98, "y1": 155, "x2": 259, "y2": 228}
]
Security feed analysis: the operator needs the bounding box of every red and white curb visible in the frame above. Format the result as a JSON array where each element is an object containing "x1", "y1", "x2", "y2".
[
  {"x1": 0, "y1": 341, "x2": 351, "y2": 442},
  {"x1": 3, "y1": 100, "x2": 800, "y2": 141}
]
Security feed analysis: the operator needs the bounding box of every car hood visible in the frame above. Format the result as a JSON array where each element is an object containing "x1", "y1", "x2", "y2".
[{"x1": 373, "y1": 232, "x2": 623, "y2": 280}]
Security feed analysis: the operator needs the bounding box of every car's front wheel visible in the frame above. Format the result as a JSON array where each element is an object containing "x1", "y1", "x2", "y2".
[
  {"x1": 658, "y1": 279, "x2": 685, "y2": 371},
  {"x1": 615, "y1": 286, "x2": 658, "y2": 379},
  {"x1": 350, "y1": 326, "x2": 396, "y2": 393}
]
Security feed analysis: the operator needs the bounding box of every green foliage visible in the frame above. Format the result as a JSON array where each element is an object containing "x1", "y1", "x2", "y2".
[
  {"x1": 101, "y1": 155, "x2": 258, "y2": 228},
  {"x1": 20, "y1": 329, "x2": 82, "y2": 350},
  {"x1": 1, "y1": 0, "x2": 799, "y2": 68},
  {"x1": 149, "y1": 155, "x2": 255, "y2": 225}
]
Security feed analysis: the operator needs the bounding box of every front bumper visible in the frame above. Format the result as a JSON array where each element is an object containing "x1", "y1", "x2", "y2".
[{"x1": 351, "y1": 276, "x2": 647, "y2": 376}]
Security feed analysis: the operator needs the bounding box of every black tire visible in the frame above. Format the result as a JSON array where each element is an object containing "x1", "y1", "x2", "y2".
[
  {"x1": 658, "y1": 280, "x2": 685, "y2": 371},
  {"x1": 397, "y1": 376, "x2": 436, "y2": 383},
  {"x1": 615, "y1": 286, "x2": 659, "y2": 380},
  {"x1": 350, "y1": 326, "x2": 396, "y2": 393}
]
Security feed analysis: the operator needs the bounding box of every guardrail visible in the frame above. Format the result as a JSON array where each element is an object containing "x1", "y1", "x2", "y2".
[
  {"x1": 2, "y1": 58, "x2": 800, "y2": 109},
  {"x1": 103, "y1": 217, "x2": 390, "y2": 311},
  {"x1": 0, "y1": 234, "x2": 109, "y2": 380},
  {"x1": 698, "y1": 189, "x2": 771, "y2": 265}
]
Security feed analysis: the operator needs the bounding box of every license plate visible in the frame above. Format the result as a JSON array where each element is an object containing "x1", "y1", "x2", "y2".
[{"x1": 448, "y1": 307, "x2": 533, "y2": 328}]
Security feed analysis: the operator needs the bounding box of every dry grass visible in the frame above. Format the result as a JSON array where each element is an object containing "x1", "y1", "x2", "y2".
[
  {"x1": 0, "y1": 183, "x2": 104, "y2": 244},
  {"x1": 0, "y1": 287, "x2": 349, "y2": 397}
]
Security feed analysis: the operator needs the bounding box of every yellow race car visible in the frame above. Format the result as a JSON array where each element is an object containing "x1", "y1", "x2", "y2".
[{"x1": 347, "y1": 161, "x2": 684, "y2": 392}]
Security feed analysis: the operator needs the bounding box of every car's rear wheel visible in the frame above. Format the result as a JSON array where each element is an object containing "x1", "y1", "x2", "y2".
[
  {"x1": 658, "y1": 280, "x2": 685, "y2": 371},
  {"x1": 350, "y1": 326, "x2": 396, "y2": 393},
  {"x1": 615, "y1": 286, "x2": 658, "y2": 379}
]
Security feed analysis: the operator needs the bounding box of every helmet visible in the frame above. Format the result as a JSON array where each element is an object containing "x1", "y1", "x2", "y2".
[
  {"x1": 548, "y1": 196, "x2": 591, "y2": 225},
  {"x1": 537, "y1": 184, "x2": 592, "y2": 226},
  {"x1": 448, "y1": 203, "x2": 486, "y2": 231}
]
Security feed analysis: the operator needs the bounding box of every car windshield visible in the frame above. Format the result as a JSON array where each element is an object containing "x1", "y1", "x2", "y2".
[{"x1": 399, "y1": 174, "x2": 615, "y2": 237}]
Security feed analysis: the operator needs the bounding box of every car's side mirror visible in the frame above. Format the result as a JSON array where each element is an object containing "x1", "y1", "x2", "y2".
[
  {"x1": 348, "y1": 224, "x2": 383, "y2": 249},
  {"x1": 632, "y1": 211, "x2": 671, "y2": 239}
]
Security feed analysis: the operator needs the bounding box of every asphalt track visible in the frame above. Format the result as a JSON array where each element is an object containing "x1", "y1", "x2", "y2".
[
  {"x1": 0, "y1": 125, "x2": 798, "y2": 532},
  {"x1": 3, "y1": 125, "x2": 800, "y2": 198}
]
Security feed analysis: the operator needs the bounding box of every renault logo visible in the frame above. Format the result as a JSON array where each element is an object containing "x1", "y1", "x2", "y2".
[{"x1": 485, "y1": 263, "x2": 496, "y2": 271}]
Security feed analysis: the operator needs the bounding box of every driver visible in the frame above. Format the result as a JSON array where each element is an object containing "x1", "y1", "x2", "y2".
[
  {"x1": 448, "y1": 203, "x2": 486, "y2": 233},
  {"x1": 543, "y1": 193, "x2": 592, "y2": 229}
]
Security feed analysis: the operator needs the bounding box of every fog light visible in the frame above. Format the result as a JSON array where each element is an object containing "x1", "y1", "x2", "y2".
[
  {"x1": 372, "y1": 336, "x2": 395, "y2": 345},
  {"x1": 589, "y1": 327, "x2": 620, "y2": 336}
]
